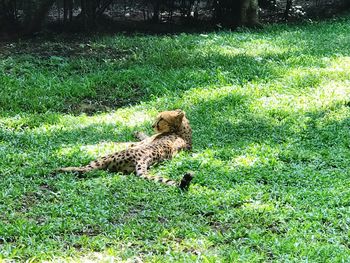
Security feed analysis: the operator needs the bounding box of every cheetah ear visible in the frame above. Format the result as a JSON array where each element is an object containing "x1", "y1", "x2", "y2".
[
  {"x1": 175, "y1": 109, "x2": 185, "y2": 119},
  {"x1": 172, "y1": 110, "x2": 184, "y2": 128}
]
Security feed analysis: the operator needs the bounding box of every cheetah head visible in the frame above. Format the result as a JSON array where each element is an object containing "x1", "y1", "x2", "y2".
[{"x1": 152, "y1": 109, "x2": 185, "y2": 133}]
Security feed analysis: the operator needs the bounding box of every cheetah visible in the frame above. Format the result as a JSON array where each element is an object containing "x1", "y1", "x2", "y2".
[{"x1": 56, "y1": 109, "x2": 194, "y2": 189}]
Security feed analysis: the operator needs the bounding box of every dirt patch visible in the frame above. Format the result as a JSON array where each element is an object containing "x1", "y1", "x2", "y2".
[
  {"x1": 65, "y1": 83, "x2": 146, "y2": 115},
  {"x1": 73, "y1": 225, "x2": 101, "y2": 237},
  {"x1": 0, "y1": 39, "x2": 132, "y2": 60}
]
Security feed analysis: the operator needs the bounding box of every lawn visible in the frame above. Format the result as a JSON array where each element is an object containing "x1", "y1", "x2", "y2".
[{"x1": 1, "y1": 15, "x2": 350, "y2": 262}]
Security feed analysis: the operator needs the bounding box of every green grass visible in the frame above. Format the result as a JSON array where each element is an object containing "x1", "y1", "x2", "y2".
[{"x1": 1, "y1": 16, "x2": 350, "y2": 262}]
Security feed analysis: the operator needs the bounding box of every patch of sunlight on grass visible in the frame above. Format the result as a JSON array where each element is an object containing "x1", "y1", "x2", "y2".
[
  {"x1": 329, "y1": 56, "x2": 350, "y2": 71},
  {"x1": 81, "y1": 142, "x2": 133, "y2": 154},
  {"x1": 322, "y1": 105, "x2": 350, "y2": 124},
  {"x1": 197, "y1": 33, "x2": 291, "y2": 58},
  {"x1": 189, "y1": 184, "x2": 254, "y2": 205},
  {"x1": 60, "y1": 109, "x2": 153, "y2": 130},
  {"x1": 216, "y1": 45, "x2": 246, "y2": 56},
  {"x1": 254, "y1": 80, "x2": 350, "y2": 113},
  {"x1": 57, "y1": 141, "x2": 133, "y2": 159},
  {"x1": 231, "y1": 143, "x2": 281, "y2": 168},
  {"x1": 42, "y1": 252, "x2": 118, "y2": 263},
  {"x1": 156, "y1": 230, "x2": 213, "y2": 255},
  {"x1": 180, "y1": 238, "x2": 213, "y2": 252},
  {"x1": 181, "y1": 85, "x2": 243, "y2": 106},
  {"x1": 191, "y1": 149, "x2": 220, "y2": 166},
  {"x1": 242, "y1": 39, "x2": 292, "y2": 57},
  {"x1": 319, "y1": 81, "x2": 350, "y2": 100},
  {"x1": 284, "y1": 56, "x2": 350, "y2": 80},
  {"x1": 0, "y1": 108, "x2": 153, "y2": 132},
  {"x1": 233, "y1": 155, "x2": 259, "y2": 167},
  {"x1": 242, "y1": 201, "x2": 274, "y2": 212}
]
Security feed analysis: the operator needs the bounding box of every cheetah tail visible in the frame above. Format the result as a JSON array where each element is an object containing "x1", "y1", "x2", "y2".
[
  {"x1": 178, "y1": 172, "x2": 194, "y2": 190},
  {"x1": 54, "y1": 166, "x2": 93, "y2": 175},
  {"x1": 139, "y1": 172, "x2": 194, "y2": 190}
]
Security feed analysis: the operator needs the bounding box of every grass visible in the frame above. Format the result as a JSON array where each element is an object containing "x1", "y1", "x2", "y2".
[{"x1": 1, "y1": 16, "x2": 350, "y2": 262}]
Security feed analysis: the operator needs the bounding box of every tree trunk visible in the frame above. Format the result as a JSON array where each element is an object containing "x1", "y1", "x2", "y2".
[
  {"x1": 239, "y1": 0, "x2": 260, "y2": 27},
  {"x1": 24, "y1": 0, "x2": 56, "y2": 35},
  {"x1": 87, "y1": 0, "x2": 97, "y2": 23},
  {"x1": 96, "y1": 0, "x2": 114, "y2": 16},
  {"x1": 69, "y1": 0, "x2": 73, "y2": 22},
  {"x1": 284, "y1": 0, "x2": 293, "y2": 19},
  {"x1": 80, "y1": 0, "x2": 88, "y2": 29},
  {"x1": 1, "y1": 0, "x2": 17, "y2": 22},
  {"x1": 80, "y1": 0, "x2": 98, "y2": 29},
  {"x1": 63, "y1": 0, "x2": 68, "y2": 23},
  {"x1": 57, "y1": 0, "x2": 60, "y2": 20},
  {"x1": 213, "y1": 0, "x2": 222, "y2": 23},
  {"x1": 151, "y1": 0, "x2": 160, "y2": 22},
  {"x1": 213, "y1": 0, "x2": 239, "y2": 27},
  {"x1": 14, "y1": 0, "x2": 17, "y2": 19}
]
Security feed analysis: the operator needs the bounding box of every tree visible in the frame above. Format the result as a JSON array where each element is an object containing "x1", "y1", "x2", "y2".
[
  {"x1": 150, "y1": 0, "x2": 161, "y2": 22},
  {"x1": 23, "y1": 0, "x2": 56, "y2": 35},
  {"x1": 214, "y1": 0, "x2": 260, "y2": 27},
  {"x1": 240, "y1": 0, "x2": 261, "y2": 27},
  {"x1": 0, "y1": 0, "x2": 18, "y2": 35},
  {"x1": 284, "y1": 0, "x2": 293, "y2": 19}
]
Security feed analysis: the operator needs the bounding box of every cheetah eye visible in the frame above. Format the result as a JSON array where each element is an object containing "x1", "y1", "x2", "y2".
[{"x1": 156, "y1": 118, "x2": 163, "y2": 125}]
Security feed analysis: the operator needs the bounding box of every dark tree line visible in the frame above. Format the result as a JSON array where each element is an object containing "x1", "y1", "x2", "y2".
[{"x1": 0, "y1": 0, "x2": 349, "y2": 37}]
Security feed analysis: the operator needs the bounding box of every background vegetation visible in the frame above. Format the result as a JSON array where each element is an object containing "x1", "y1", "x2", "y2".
[
  {"x1": 0, "y1": 13, "x2": 350, "y2": 261},
  {"x1": 1, "y1": 0, "x2": 350, "y2": 37}
]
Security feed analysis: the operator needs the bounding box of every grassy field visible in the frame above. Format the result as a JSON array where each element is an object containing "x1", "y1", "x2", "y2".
[{"x1": 1, "y1": 15, "x2": 350, "y2": 262}]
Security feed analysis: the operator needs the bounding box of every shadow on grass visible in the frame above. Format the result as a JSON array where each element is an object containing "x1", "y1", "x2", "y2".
[{"x1": 1, "y1": 17, "x2": 349, "y2": 115}]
